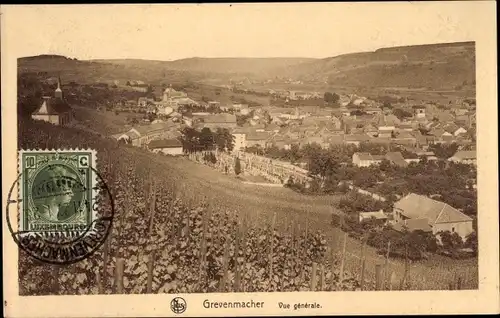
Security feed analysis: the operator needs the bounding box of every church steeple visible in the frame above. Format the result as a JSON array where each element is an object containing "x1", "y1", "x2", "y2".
[{"x1": 55, "y1": 75, "x2": 63, "y2": 99}]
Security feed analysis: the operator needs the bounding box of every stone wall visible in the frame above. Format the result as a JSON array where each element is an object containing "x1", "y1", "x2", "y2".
[{"x1": 186, "y1": 150, "x2": 312, "y2": 186}]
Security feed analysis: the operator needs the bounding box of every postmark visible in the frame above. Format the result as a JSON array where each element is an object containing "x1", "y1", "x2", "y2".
[{"x1": 6, "y1": 149, "x2": 115, "y2": 265}]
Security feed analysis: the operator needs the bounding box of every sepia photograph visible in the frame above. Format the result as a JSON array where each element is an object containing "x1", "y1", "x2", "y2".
[{"x1": 2, "y1": 2, "x2": 498, "y2": 317}]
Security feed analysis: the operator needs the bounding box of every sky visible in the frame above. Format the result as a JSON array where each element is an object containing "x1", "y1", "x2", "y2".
[{"x1": 2, "y1": 2, "x2": 484, "y2": 61}]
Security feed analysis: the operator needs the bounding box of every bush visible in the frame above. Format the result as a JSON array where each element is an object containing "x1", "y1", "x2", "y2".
[{"x1": 234, "y1": 157, "x2": 241, "y2": 175}]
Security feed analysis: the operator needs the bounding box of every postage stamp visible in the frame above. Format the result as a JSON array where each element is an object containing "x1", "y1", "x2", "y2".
[
  {"x1": 19, "y1": 149, "x2": 97, "y2": 234},
  {"x1": 6, "y1": 149, "x2": 114, "y2": 265}
]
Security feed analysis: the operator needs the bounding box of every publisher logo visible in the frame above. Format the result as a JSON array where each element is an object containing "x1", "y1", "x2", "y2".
[{"x1": 171, "y1": 297, "x2": 187, "y2": 314}]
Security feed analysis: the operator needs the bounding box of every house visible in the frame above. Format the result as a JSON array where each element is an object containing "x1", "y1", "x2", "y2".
[
  {"x1": 344, "y1": 134, "x2": 371, "y2": 146},
  {"x1": 163, "y1": 85, "x2": 188, "y2": 101},
  {"x1": 393, "y1": 131, "x2": 417, "y2": 146},
  {"x1": 392, "y1": 193, "x2": 474, "y2": 239},
  {"x1": 363, "y1": 124, "x2": 378, "y2": 137},
  {"x1": 245, "y1": 132, "x2": 270, "y2": 148},
  {"x1": 365, "y1": 107, "x2": 382, "y2": 115},
  {"x1": 330, "y1": 116, "x2": 342, "y2": 130},
  {"x1": 240, "y1": 108, "x2": 251, "y2": 116},
  {"x1": 397, "y1": 122, "x2": 416, "y2": 131},
  {"x1": 138, "y1": 97, "x2": 148, "y2": 107},
  {"x1": 146, "y1": 105, "x2": 158, "y2": 114},
  {"x1": 413, "y1": 105, "x2": 426, "y2": 119},
  {"x1": 453, "y1": 127, "x2": 467, "y2": 136},
  {"x1": 359, "y1": 210, "x2": 388, "y2": 225},
  {"x1": 31, "y1": 78, "x2": 73, "y2": 126},
  {"x1": 352, "y1": 151, "x2": 408, "y2": 167},
  {"x1": 207, "y1": 101, "x2": 221, "y2": 108},
  {"x1": 265, "y1": 123, "x2": 280, "y2": 133},
  {"x1": 378, "y1": 126, "x2": 395, "y2": 138},
  {"x1": 385, "y1": 152, "x2": 409, "y2": 167},
  {"x1": 115, "y1": 122, "x2": 177, "y2": 147},
  {"x1": 232, "y1": 130, "x2": 247, "y2": 153},
  {"x1": 448, "y1": 150, "x2": 477, "y2": 165},
  {"x1": 352, "y1": 153, "x2": 384, "y2": 167},
  {"x1": 201, "y1": 114, "x2": 237, "y2": 129},
  {"x1": 148, "y1": 139, "x2": 184, "y2": 156}
]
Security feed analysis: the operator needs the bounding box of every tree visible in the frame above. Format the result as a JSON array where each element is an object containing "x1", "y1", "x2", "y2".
[
  {"x1": 383, "y1": 101, "x2": 393, "y2": 109},
  {"x1": 324, "y1": 92, "x2": 340, "y2": 106},
  {"x1": 199, "y1": 127, "x2": 214, "y2": 151},
  {"x1": 465, "y1": 231, "x2": 478, "y2": 255},
  {"x1": 438, "y1": 230, "x2": 463, "y2": 257},
  {"x1": 393, "y1": 108, "x2": 413, "y2": 120},
  {"x1": 179, "y1": 127, "x2": 200, "y2": 152},
  {"x1": 234, "y1": 157, "x2": 242, "y2": 175}
]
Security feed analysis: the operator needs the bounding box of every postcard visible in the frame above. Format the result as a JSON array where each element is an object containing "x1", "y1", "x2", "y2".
[{"x1": 2, "y1": 2, "x2": 498, "y2": 317}]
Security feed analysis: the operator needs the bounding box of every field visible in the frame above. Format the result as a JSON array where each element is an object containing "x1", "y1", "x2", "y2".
[
  {"x1": 72, "y1": 106, "x2": 143, "y2": 136},
  {"x1": 150, "y1": 154, "x2": 479, "y2": 290}
]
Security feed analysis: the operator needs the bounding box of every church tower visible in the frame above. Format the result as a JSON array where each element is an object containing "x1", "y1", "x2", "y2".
[{"x1": 55, "y1": 76, "x2": 63, "y2": 99}]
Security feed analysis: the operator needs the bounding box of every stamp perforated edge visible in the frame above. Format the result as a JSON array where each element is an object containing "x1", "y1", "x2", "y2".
[{"x1": 17, "y1": 148, "x2": 98, "y2": 234}]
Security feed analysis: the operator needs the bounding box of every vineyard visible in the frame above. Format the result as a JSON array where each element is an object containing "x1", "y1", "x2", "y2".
[{"x1": 17, "y1": 119, "x2": 477, "y2": 295}]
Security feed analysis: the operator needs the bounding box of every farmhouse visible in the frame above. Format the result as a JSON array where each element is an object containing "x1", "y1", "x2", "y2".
[
  {"x1": 392, "y1": 193, "x2": 474, "y2": 239},
  {"x1": 148, "y1": 139, "x2": 184, "y2": 156},
  {"x1": 31, "y1": 79, "x2": 73, "y2": 126}
]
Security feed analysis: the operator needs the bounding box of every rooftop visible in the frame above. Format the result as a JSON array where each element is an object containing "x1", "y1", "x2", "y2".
[
  {"x1": 451, "y1": 150, "x2": 477, "y2": 160},
  {"x1": 148, "y1": 138, "x2": 182, "y2": 149},
  {"x1": 203, "y1": 113, "x2": 237, "y2": 124},
  {"x1": 394, "y1": 193, "x2": 472, "y2": 225},
  {"x1": 33, "y1": 97, "x2": 71, "y2": 116}
]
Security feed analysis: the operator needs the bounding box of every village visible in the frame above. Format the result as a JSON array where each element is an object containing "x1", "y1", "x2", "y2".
[{"x1": 29, "y1": 75, "x2": 478, "y2": 259}]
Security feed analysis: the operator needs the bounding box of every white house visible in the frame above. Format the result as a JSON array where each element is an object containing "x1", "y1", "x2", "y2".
[
  {"x1": 232, "y1": 131, "x2": 247, "y2": 153},
  {"x1": 352, "y1": 152, "x2": 384, "y2": 167}
]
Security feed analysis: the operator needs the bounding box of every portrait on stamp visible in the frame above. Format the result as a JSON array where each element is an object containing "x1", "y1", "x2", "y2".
[{"x1": 20, "y1": 150, "x2": 96, "y2": 232}]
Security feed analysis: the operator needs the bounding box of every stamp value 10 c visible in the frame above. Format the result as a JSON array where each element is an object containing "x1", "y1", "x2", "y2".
[{"x1": 19, "y1": 149, "x2": 98, "y2": 234}]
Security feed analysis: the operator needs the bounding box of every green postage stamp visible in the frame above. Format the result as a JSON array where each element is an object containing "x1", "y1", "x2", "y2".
[{"x1": 18, "y1": 149, "x2": 98, "y2": 233}]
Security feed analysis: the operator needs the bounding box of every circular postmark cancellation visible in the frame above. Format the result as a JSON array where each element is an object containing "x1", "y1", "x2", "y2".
[{"x1": 6, "y1": 149, "x2": 115, "y2": 265}]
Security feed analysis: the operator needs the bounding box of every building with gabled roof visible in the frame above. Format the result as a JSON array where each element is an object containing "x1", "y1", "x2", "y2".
[
  {"x1": 344, "y1": 133, "x2": 371, "y2": 146},
  {"x1": 352, "y1": 152, "x2": 384, "y2": 167},
  {"x1": 148, "y1": 138, "x2": 184, "y2": 156},
  {"x1": 448, "y1": 150, "x2": 477, "y2": 165},
  {"x1": 385, "y1": 152, "x2": 409, "y2": 167},
  {"x1": 31, "y1": 77, "x2": 72, "y2": 126},
  {"x1": 393, "y1": 193, "x2": 474, "y2": 239},
  {"x1": 200, "y1": 113, "x2": 237, "y2": 129},
  {"x1": 114, "y1": 122, "x2": 179, "y2": 147}
]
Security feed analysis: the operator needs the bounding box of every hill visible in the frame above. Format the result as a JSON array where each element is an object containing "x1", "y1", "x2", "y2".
[
  {"x1": 282, "y1": 41, "x2": 476, "y2": 90},
  {"x1": 18, "y1": 55, "x2": 204, "y2": 85},
  {"x1": 92, "y1": 57, "x2": 315, "y2": 78},
  {"x1": 19, "y1": 41, "x2": 475, "y2": 91}
]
